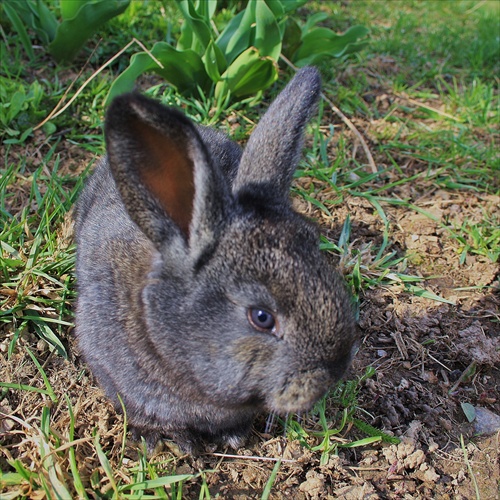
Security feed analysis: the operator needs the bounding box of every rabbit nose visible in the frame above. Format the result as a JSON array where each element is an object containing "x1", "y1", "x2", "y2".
[
  {"x1": 323, "y1": 342, "x2": 359, "y2": 380},
  {"x1": 270, "y1": 368, "x2": 333, "y2": 413}
]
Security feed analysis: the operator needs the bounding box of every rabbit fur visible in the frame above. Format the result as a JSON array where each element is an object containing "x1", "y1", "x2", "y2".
[{"x1": 75, "y1": 67, "x2": 358, "y2": 452}]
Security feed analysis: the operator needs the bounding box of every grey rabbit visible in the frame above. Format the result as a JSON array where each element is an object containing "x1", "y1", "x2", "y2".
[{"x1": 75, "y1": 67, "x2": 358, "y2": 453}]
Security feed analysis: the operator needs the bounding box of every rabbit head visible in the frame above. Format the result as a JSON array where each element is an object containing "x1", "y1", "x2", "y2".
[{"x1": 75, "y1": 67, "x2": 358, "y2": 452}]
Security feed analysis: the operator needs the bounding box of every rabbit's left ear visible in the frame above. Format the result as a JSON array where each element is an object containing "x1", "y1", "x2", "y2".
[
  {"x1": 105, "y1": 93, "x2": 231, "y2": 254},
  {"x1": 233, "y1": 67, "x2": 321, "y2": 205}
]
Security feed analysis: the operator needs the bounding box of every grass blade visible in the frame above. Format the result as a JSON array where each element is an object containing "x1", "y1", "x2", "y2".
[{"x1": 261, "y1": 459, "x2": 281, "y2": 500}]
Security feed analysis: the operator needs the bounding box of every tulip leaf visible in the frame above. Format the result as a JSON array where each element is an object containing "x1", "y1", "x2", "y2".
[
  {"x1": 215, "y1": 47, "x2": 278, "y2": 100},
  {"x1": 175, "y1": 0, "x2": 213, "y2": 52},
  {"x1": 203, "y1": 40, "x2": 227, "y2": 83},
  {"x1": 59, "y1": 0, "x2": 88, "y2": 20},
  {"x1": 255, "y1": 0, "x2": 282, "y2": 60},
  {"x1": 107, "y1": 43, "x2": 209, "y2": 104},
  {"x1": 104, "y1": 0, "x2": 368, "y2": 108},
  {"x1": 49, "y1": 0, "x2": 130, "y2": 62},
  {"x1": 216, "y1": 2, "x2": 256, "y2": 65},
  {"x1": 294, "y1": 25, "x2": 369, "y2": 67}
]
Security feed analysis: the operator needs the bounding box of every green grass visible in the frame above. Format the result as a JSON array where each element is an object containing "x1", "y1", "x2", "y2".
[
  {"x1": 323, "y1": 0, "x2": 500, "y2": 83},
  {"x1": 1, "y1": 153, "x2": 83, "y2": 358},
  {"x1": 285, "y1": 366, "x2": 398, "y2": 467},
  {"x1": 1, "y1": 0, "x2": 499, "y2": 497}
]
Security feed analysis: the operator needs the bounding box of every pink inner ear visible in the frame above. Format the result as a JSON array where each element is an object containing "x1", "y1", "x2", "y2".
[{"x1": 133, "y1": 120, "x2": 195, "y2": 238}]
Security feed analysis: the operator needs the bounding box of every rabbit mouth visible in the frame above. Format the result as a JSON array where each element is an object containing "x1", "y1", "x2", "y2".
[{"x1": 268, "y1": 370, "x2": 333, "y2": 414}]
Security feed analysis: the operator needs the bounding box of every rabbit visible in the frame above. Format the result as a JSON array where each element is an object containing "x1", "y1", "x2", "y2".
[{"x1": 75, "y1": 66, "x2": 358, "y2": 453}]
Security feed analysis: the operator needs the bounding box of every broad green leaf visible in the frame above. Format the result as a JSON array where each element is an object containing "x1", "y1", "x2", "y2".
[
  {"x1": 107, "y1": 43, "x2": 209, "y2": 104},
  {"x1": 265, "y1": 0, "x2": 285, "y2": 18},
  {"x1": 7, "y1": 90, "x2": 28, "y2": 123},
  {"x1": 216, "y1": 2, "x2": 256, "y2": 64},
  {"x1": 174, "y1": 0, "x2": 213, "y2": 52},
  {"x1": 281, "y1": 17, "x2": 302, "y2": 60},
  {"x1": 294, "y1": 25, "x2": 369, "y2": 67},
  {"x1": 275, "y1": 0, "x2": 308, "y2": 13},
  {"x1": 255, "y1": 0, "x2": 282, "y2": 60},
  {"x1": 302, "y1": 12, "x2": 330, "y2": 34},
  {"x1": 49, "y1": 0, "x2": 130, "y2": 63},
  {"x1": 176, "y1": 0, "x2": 216, "y2": 53},
  {"x1": 60, "y1": 0, "x2": 88, "y2": 20},
  {"x1": 178, "y1": 23, "x2": 193, "y2": 51},
  {"x1": 341, "y1": 40, "x2": 370, "y2": 57},
  {"x1": 196, "y1": 0, "x2": 217, "y2": 21},
  {"x1": 215, "y1": 10, "x2": 244, "y2": 55},
  {"x1": 202, "y1": 40, "x2": 227, "y2": 82},
  {"x1": 141, "y1": 44, "x2": 209, "y2": 92},
  {"x1": 177, "y1": 17, "x2": 195, "y2": 52},
  {"x1": 215, "y1": 47, "x2": 278, "y2": 100}
]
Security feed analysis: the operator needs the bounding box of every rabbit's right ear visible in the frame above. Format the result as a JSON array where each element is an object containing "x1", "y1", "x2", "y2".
[{"x1": 104, "y1": 93, "x2": 230, "y2": 254}]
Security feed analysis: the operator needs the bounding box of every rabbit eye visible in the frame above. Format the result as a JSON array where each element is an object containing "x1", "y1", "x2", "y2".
[{"x1": 248, "y1": 308, "x2": 276, "y2": 333}]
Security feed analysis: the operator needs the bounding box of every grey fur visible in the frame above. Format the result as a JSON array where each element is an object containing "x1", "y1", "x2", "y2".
[{"x1": 75, "y1": 67, "x2": 358, "y2": 452}]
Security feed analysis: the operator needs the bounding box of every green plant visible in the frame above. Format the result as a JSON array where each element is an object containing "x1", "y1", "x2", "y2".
[
  {"x1": 2, "y1": 0, "x2": 130, "y2": 63},
  {"x1": 1, "y1": 156, "x2": 84, "y2": 358},
  {"x1": 0, "y1": 77, "x2": 45, "y2": 140},
  {"x1": 107, "y1": 0, "x2": 368, "y2": 106},
  {"x1": 283, "y1": 12, "x2": 369, "y2": 67},
  {"x1": 452, "y1": 218, "x2": 500, "y2": 264},
  {"x1": 285, "y1": 367, "x2": 397, "y2": 466}
]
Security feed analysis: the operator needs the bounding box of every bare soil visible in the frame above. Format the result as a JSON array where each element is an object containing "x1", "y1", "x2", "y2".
[{"x1": 1, "y1": 89, "x2": 499, "y2": 499}]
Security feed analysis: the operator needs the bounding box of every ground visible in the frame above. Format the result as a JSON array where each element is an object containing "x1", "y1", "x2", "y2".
[
  {"x1": 1, "y1": 1, "x2": 499, "y2": 499},
  {"x1": 2, "y1": 100, "x2": 498, "y2": 498}
]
